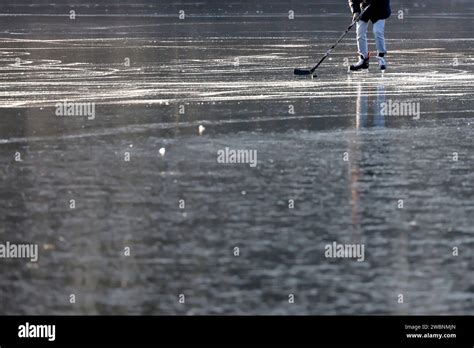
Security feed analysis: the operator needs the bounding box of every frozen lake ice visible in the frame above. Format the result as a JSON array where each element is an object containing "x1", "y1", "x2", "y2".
[{"x1": 0, "y1": 0, "x2": 472, "y2": 314}]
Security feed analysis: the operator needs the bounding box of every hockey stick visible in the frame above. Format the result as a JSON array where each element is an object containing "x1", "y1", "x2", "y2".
[{"x1": 294, "y1": 4, "x2": 371, "y2": 78}]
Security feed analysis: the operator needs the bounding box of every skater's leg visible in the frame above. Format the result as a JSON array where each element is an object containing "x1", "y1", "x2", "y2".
[
  {"x1": 373, "y1": 20, "x2": 387, "y2": 70},
  {"x1": 356, "y1": 20, "x2": 369, "y2": 58},
  {"x1": 349, "y1": 21, "x2": 370, "y2": 71},
  {"x1": 373, "y1": 20, "x2": 386, "y2": 54}
]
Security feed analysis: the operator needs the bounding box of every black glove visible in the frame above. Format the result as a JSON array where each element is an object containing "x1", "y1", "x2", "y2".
[{"x1": 360, "y1": 0, "x2": 371, "y2": 12}]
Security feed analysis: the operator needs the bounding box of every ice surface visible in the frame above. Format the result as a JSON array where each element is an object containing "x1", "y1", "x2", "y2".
[{"x1": 0, "y1": 0, "x2": 472, "y2": 314}]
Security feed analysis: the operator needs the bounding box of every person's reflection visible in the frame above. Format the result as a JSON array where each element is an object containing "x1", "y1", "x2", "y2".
[
  {"x1": 347, "y1": 79, "x2": 387, "y2": 233},
  {"x1": 355, "y1": 81, "x2": 386, "y2": 128},
  {"x1": 349, "y1": 80, "x2": 410, "y2": 312}
]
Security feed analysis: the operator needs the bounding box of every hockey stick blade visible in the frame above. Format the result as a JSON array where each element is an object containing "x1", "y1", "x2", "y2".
[{"x1": 294, "y1": 68, "x2": 314, "y2": 76}]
